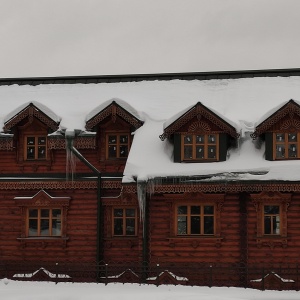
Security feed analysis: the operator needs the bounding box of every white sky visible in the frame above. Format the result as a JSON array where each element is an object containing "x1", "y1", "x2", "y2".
[{"x1": 1, "y1": 0, "x2": 300, "y2": 77}]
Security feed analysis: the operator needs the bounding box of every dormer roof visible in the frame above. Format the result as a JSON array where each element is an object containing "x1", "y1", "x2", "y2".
[
  {"x1": 159, "y1": 102, "x2": 238, "y2": 140},
  {"x1": 3, "y1": 101, "x2": 61, "y2": 132},
  {"x1": 85, "y1": 98, "x2": 143, "y2": 131},
  {"x1": 252, "y1": 99, "x2": 300, "y2": 138}
]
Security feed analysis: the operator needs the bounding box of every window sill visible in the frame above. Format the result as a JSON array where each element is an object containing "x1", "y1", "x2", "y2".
[
  {"x1": 256, "y1": 236, "x2": 289, "y2": 248},
  {"x1": 17, "y1": 237, "x2": 69, "y2": 248},
  {"x1": 167, "y1": 237, "x2": 223, "y2": 248}
]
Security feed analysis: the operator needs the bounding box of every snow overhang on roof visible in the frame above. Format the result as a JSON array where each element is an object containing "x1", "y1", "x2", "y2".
[{"x1": 160, "y1": 102, "x2": 238, "y2": 140}]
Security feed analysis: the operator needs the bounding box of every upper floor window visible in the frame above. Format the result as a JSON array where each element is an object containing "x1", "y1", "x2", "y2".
[
  {"x1": 181, "y1": 134, "x2": 219, "y2": 161},
  {"x1": 25, "y1": 135, "x2": 47, "y2": 160},
  {"x1": 274, "y1": 132, "x2": 299, "y2": 159},
  {"x1": 28, "y1": 208, "x2": 62, "y2": 237},
  {"x1": 176, "y1": 204, "x2": 214, "y2": 235},
  {"x1": 107, "y1": 133, "x2": 129, "y2": 159},
  {"x1": 113, "y1": 208, "x2": 137, "y2": 236},
  {"x1": 263, "y1": 205, "x2": 280, "y2": 235}
]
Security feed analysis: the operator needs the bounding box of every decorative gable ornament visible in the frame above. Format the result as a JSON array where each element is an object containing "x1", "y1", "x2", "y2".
[
  {"x1": 85, "y1": 99, "x2": 143, "y2": 131},
  {"x1": 159, "y1": 102, "x2": 238, "y2": 141},
  {"x1": 3, "y1": 101, "x2": 60, "y2": 132}
]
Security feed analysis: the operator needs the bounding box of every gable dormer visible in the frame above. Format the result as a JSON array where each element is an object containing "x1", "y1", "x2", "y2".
[
  {"x1": 252, "y1": 99, "x2": 300, "y2": 161},
  {"x1": 3, "y1": 102, "x2": 60, "y2": 164},
  {"x1": 160, "y1": 102, "x2": 238, "y2": 163},
  {"x1": 85, "y1": 99, "x2": 143, "y2": 167}
]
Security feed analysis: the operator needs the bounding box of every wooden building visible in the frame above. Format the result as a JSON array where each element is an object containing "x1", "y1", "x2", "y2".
[{"x1": 0, "y1": 69, "x2": 300, "y2": 288}]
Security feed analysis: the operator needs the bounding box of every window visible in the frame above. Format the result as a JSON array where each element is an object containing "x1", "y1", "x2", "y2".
[
  {"x1": 176, "y1": 205, "x2": 214, "y2": 235},
  {"x1": 274, "y1": 132, "x2": 299, "y2": 159},
  {"x1": 263, "y1": 205, "x2": 280, "y2": 235},
  {"x1": 107, "y1": 133, "x2": 129, "y2": 159},
  {"x1": 181, "y1": 134, "x2": 218, "y2": 161},
  {"x1": 28, "y1": 208, "x2": 61, "y2": 237},
  {"x1": 113, "y1": 208, "x2": 137, "y2": 236},
  {"x1": 25, "y1": 135, "x2": 47, "y2": 160}
]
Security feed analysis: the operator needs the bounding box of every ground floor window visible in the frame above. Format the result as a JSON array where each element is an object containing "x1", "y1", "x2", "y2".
[
  {"x1": 113, "y1": 208, "x2": 137, "y2": 236},
  {"x1": 176, "y1": 204, "x2": 215, "y2": 235},
  {"x1": 263, "y1": 205, "x2": 280, "y2": 235}
]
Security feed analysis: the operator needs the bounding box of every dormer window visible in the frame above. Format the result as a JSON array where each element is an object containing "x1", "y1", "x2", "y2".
[
  {"x1": 274, "y1": 132, "x2": 299, "y2": 159},
  {"x1": 107, "y1": 133, "x2": 130, "y2": 159},
  {"x1": 182, "y1": 134, "x2": 219, "y2": 161},
  {"x1": 26, "y1": 135, "x2": 47, "y2": 160}
]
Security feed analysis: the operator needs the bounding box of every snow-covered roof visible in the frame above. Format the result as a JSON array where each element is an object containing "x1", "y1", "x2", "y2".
[{"x1": 1, "y1": 76, "x2": 300, "y2": 182}]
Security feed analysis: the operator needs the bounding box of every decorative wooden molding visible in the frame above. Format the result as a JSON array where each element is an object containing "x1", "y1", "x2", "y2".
[
  {"x1": 0, "y1": 137, "x2": 14, "y2": 150},
  {"x1": 4, "y1": 104, "x2": 59, "y2": 132},
  {"x1": 252, "y1": 100, "x2": 300, "y2": 138},
  {"x1": 48, "y1": 136, "x2": 96, "y2": 149},
  {"x1": 85, "y1": 102, "x2": 143, "y2": 131},
  {"x1": 160, "y1": 102, "x2": 238, "y2": 140}
]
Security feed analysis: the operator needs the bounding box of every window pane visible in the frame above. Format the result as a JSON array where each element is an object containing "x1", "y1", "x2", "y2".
[
  {"x1": 126, "y1": 218, "x2": 135, "y2": 235},
  {"x1": 191, "y1": 216, "x2": 200, "y2": 234},
  {"x1": 114, "y1": 209, "x2": 123, "y2": 217},
  {"x1": 204, "y1": 216, "x2": 214, "y2": 234},
  {"x1": 276, "y1": 145, "x2": 285, "y2": 158},
  {"x1": 108, "y1": 145, "x2": 117, "y2": 157},
  {"x1": 29, "y1": 209, "x2": 38, "y2": 218},
  {"x1": 41, "y1": 209, "x2": 49, "y2": 217},
  {"x1": 28, "y1": 219, "x2": 38, "y2": 236},
  {"x1": 276, "y1": 133, "x2": 285, "y2": 142},
  {"x1": 191, "y1": 206, "x2": 200, "y2": 214},
  {"x1": 204, "y1": 206, "x2": 214, "y2": 214},
  {"x1": 196, "y1": 135, "x2": 204, "y2": 144},
  {"x1": 27, "y1": 147, "x2": 35, "y2": 159},
  {"x1": 114, "y1": 219, "x2": 123, "y2": 235},
  {"x1": 126, "y1": 209, "x2": 135, "y2": 217},
  {"x1": 177, "y1": 216, "x2": 187, "y2": 234},
  {"x1": 40, "y1": 219, "x2": 49, "y2": 235},
  {"x1": 264, "y1": 206, "x2": 279, "y2": 214},
  {"x1": 196, "y1": 146, "x2": 204, "y2": 159},
  {"x1": 119, "y1": 135, "x2": 128, "y2": 144},
  {"x1": 208, "y1": 146, "x2": 216, "y2": 159},
  {"x1": 288, "y1": 133, "x2": 297, "y2": 142},
  {"x1": 52, "y1": 209, "x2": 61, "y2": 218},
  {"x1": 38, "y1": 137, "x2": 46, "y2": 145},
  {"x1": 177, "y1": 206, "x2": 187, "y2": 215},
  {"x1": 27, "y1": 137, "x2": 35, "y2": 145},
  {"x1": 184, "y1": 135, "x2": 193, "y2": 144},
  {"x1": 184, "y1": 146, "x2": 193, "y2": 159},
  {"x1": 273, "y1": 215, "x2": 280, "y2": 234},
  {"x1": 108, "y1": 135, "x2": 117, "y2": 144},
  {"x1": 38, "y1": 146, "x2": 46, "y2": 159},
  {"x1": 52, "y1": 219, "x2": 61, "y2": 236},
  {"x1": 288, "y1": 144, "x2": 297, "y2": 158},
  {"x1": 264, "y1": 216, "x2": 271, "y2": 234},
  {"x1": 119, "y1": 145, "x2": 128, "y2": 157},
  {"x1": 208, "y1": 135, "x2": 216, "y2": 144}
]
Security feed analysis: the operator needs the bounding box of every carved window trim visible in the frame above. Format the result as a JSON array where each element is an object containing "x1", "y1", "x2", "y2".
[
  {"x1": 15, "y1": 190, "x2": 70, "y2": 247},
  {"x1": 167, "y1": 193, "x2": 224, "y2": 238},
  {"x1": 106, "y1": 132, "x2": 130, "y2": 160},
  {"x1": 251, "y1": 192, "x2": 291, "y2": 248},
  {"x1": 181, "y1": 133, "x2": 219, "y2": 162},
  {"x1": 273, "y1": 132, "x2": 300, "y2": 160},
  {"x1": 112, "y1": 207, "x2": 138, "y2": 237}
]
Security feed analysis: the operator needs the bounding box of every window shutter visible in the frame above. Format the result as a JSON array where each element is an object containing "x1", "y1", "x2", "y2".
[
  {"x1": 173, "y1": 133, "x2": 181, "y2": 162},
  {"x1": 219, "y1": 133, "x2": 228, "y2": 161},
  {"x1": 265, "y1": 132, "x2": 273, "y2": 161}
]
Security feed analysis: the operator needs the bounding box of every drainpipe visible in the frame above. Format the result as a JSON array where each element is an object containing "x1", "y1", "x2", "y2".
[{"x1": 66, "y1": 134, "x2": 102, "y2": 263}]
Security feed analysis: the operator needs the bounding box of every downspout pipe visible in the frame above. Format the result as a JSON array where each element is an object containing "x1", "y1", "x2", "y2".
[{"x1": 66, "y1": 135, "x2": 102, "y2": 263}]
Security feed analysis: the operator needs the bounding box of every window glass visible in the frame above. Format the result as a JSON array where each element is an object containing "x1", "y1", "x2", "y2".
[
  {"x1": 107, "y1": 134, "x2": 130, "y2": 159},
  {"x1": 113, "y1": 208, "x2": 137, "y2": 236}
]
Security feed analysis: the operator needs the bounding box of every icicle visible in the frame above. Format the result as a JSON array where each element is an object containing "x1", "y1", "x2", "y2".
[
  {"x1": 65, "y1": 131, "x2": 77, "y2": 182},
  {"x1": 137, "y1": 181, "x2": 147, "y2": 236}
]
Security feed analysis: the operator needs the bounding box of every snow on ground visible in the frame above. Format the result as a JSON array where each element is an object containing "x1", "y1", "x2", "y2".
[{"x1": 0, "y1": 279, "x2": 299, "y2": 300}]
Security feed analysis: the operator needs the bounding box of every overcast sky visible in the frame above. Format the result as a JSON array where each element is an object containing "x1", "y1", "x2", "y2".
[{"x1": 0, "y1": 0, "x2": 300, "y2": 78}]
